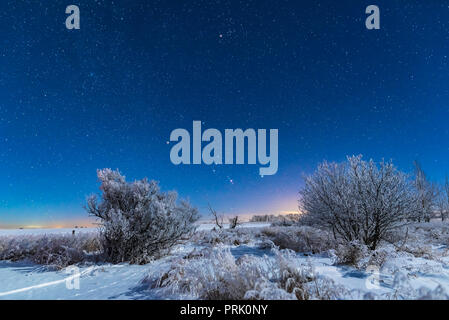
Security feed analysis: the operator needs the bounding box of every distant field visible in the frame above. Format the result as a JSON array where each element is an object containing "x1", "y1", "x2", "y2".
[
  {"x1": 0, "y1": 228, "x2": 97, "y2": 236},
  {"x1": 0, "y1": 222, "x2": 271, "y2": 236}
]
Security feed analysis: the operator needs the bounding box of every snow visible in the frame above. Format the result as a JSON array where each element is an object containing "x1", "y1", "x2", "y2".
[
  {"x1": 0, "y1": 222, "x2": 270, "y2": 235},
  {"x1": 196, "y1": 222, "x2": 270, "y2": 231},
  {"x1": 0, "y1": 261, "x2": 150, "y2": 300},
  {"x1": 2, "y1": 222, "x2": 449, "y2": 299},
  {"x1": 0, "y1": 240, "x2": 198, "y2": 300},
  {"x1": 0, "y1": 228, "x2": 96, "y2": 236}
]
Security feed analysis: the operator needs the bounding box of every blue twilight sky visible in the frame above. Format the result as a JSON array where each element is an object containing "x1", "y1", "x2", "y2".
[{"x1": 1, "y1": 0, "x2": 449, "y2": 228}]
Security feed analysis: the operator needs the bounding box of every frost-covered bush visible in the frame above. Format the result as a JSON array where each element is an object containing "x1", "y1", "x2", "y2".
[
  {"x1": 333, "y1": 241, "x2": 369, "y2": 268},
  {"x1": 86, "y1": 169, "x2": 199, "y2": 264},
  {"x1": 0, "y1": 233, "x2": 101, "y2": 269},
  {"x1": 366, "y1": 246, "x2": 395, "y2": 269},
  {"x1": 435, "y1": 178, "x2": 449, "y2": 221},
  {"x1": 330, "y1": 242, "x2": 399, "y2": 271},
  {"x1": 300, "y1": 155, "x2": 415, "y2": 250},
  {"x1": 412, "y1": 162, "x2": 437, "y2": 223},
  {"x1": 147, "y1": 247, "x2": 349, "y2": 300},
  {"x1": 261, "y1": 226, "x2": 335, "y2": 254}
]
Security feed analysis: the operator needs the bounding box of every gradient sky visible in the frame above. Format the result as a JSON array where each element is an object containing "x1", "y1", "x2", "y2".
[{"x1": 1, "y1": 0, "x2": 449, "y2": 228}]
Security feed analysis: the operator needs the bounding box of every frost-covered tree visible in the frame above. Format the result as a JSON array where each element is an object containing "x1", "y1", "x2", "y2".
[
  {"x1": 299, "y1": 155, "x2": 415, "y2": 250},
  {"x1": 444, "y1": 177, "x2": 449, "y2": 220},
  {"x1": 86, "y1": 169, "x2": 199, "y2": 264},
  {"x1": 435, "y1": 177, "x2": 449, "y2": 221},
  {"x1": 413, "y1": 161, "x2": 437, "y2": 222}
]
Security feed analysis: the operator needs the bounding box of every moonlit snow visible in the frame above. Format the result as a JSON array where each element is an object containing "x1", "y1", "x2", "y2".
[{"x1": 1, "y1": 221, "x2": 449, "y2": 300}]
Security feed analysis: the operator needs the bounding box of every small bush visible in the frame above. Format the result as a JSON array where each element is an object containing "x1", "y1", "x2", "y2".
[
  {"x1": 299, "y1": 155, "x2": 415, "y2": 250},
  {"x1": 334, "y1": 241, "x2": 369, "y2": 268},
  {"x1": 86, "y1": 169, "x2": 200, "y2": 264},
  {"x1": 366, "y1": 247, "x2": 392, "y2": 269}
]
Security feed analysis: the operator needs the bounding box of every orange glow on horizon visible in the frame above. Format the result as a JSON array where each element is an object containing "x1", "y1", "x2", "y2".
[{"x1": 0, "y1": 218, "x2": 96, "y2": 230}]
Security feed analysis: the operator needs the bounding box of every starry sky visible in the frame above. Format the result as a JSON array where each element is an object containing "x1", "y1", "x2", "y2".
[{"x1": 1, "y1": 0, "x2": 449, "y2": 228}]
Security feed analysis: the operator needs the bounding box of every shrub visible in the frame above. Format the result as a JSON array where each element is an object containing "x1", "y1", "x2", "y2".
[
  {"x1": 299, "y1": 155, "x2": 415, "y2": 250},
  {"x1": 86, "y1": 168, "x2": 199, "y2": 264},
  {"x1": 333, "y1": 241, "x2": 369, "y2": 268}
]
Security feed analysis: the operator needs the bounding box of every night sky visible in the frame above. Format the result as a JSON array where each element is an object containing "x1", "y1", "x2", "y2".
[{"x1": 1, "y1": 0, "x2": 449, "y2": 228}]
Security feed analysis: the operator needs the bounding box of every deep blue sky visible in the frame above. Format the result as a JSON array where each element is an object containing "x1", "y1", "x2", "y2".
[{"x1": 1, "y1": 1, "x2": 449, "y2": 227}]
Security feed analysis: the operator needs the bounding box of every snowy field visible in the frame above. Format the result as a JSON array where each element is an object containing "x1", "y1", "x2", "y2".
[
  {"x1": 196, "y1": 222, "x2": 270, "y2": 231},
  {"x1": 0, "y1": 222, "x2": 269, "y2": 236},
  {"x1": 1, "y1": 221, "x2": 449, "y2": 300},
  {"x1": 0, "y1": 228, "x2": 97, "y2": 236}
]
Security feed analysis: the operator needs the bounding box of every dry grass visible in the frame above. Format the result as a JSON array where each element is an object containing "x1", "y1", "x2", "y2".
[
  {"x1": 261, "y1": 226, "x2": 336, "y2": 254},
  {"x1": 148, "y1": 246, "x2": 349, "y2": 300},
  {"x1": 0, "y1": 233, "x2": 102, "y2": 269}
]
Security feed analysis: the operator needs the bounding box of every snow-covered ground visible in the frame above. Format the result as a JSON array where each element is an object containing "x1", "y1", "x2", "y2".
[
  {"x1": 0, "y1": 228, "x2": 97, "y2": 236},
  {"x1": 1, "y1": 222, "x2": 449, "y2": 300},
  {"x1": 0, "y1": 261, "x2": 149, "y2": 299},
  {"x1": 196, "y1": 222, "x2": 270, "y2": 231},
  {"x1": 0, "y1": 222, "x2": 270, "y2": 236}
]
